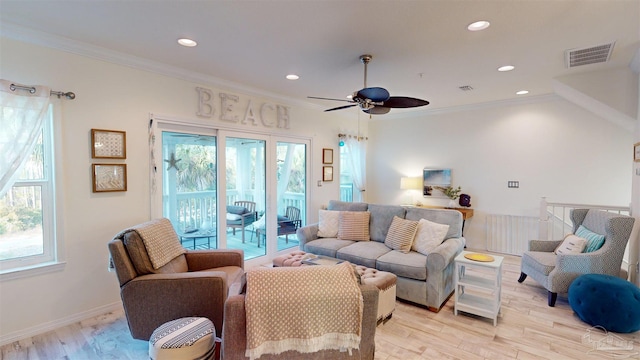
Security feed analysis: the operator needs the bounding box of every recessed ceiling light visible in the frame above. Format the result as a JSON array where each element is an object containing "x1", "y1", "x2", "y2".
[
  {"x1": 177, "y1": 38, "x2": 197, "y2": 47},
  {"x1": 346, "y1": 94, "x2": 353, "y2": 99},
  {"x1": 286, "y1": 74, "x2": 299, "y2": 80},
  {"x1": 498, "y1": 65, "x2": 515, "y2": 72},
  {"x1": 467, "y1": 21, "x2": 490, "y2": 31},
  {"x1": 516, "y1": 90, "x2": 529, "y2": 95}
]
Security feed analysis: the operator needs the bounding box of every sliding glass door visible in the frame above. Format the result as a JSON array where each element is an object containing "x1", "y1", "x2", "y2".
[
  {"x1": 225, "y1": 136, "x2": 266, "y2": 258},
  {"x1": 275, "y1": 141, "x2": 307, "y2": 251},
  {"x1": 161, "y1": 131, "x2": 218, "y2": 249},
  {"x1": 151, "y1": 117, "x2": 309, "y2": 265}
]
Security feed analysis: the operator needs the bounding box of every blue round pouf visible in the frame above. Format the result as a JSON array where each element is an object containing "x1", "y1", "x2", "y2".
[{"x1": 568, "y1": 274, "x2": 640, "y2": 333}]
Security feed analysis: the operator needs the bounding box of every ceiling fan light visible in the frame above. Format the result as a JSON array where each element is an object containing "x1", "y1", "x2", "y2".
[
  {"x1": 286, "y1": 74, "x2": 299, "y2": 80},
  {"x1": 467, "y1": 21, "x2": 490, "y2": 31},
  {"x1": 498, "y1": 65, "x2": 515, "y2": 72},
  {"x1": 177, "y1": 38, "x2": 197, "y2": 47}
]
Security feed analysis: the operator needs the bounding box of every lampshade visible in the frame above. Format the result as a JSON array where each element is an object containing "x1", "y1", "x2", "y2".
[{"x1": 400, "y1": 177, "x2": 421, "y2": 190}]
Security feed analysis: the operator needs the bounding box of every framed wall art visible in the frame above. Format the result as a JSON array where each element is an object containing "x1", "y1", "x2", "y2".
[
  {"x1": 91, "y1": 128, "x2": 126, "y2": 159},
  {"x1": 93, "y1": 164, "x2": 127, "y2": 192},
  {"x1": 323, "y1": 166, "x2": 333, "y2": 182},
  {"x1": 635, "y1": 142, "x2": 640, "y2": 162},
  {"x1": 322, "y1": 148, "x2": 333, "y2": 164}
]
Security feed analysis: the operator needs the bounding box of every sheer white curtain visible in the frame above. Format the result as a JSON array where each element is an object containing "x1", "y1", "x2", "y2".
[
  {"x1": 344, "y1": 136, "x2": 367, "y2": 202},
  {"x1": 0, "y1": 80, "x2": 51, "y2": 197}
]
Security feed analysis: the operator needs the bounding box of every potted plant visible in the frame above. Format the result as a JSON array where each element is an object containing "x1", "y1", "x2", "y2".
[{"x1": 435, "y1": 186, "x2": 462, "y2": 208}]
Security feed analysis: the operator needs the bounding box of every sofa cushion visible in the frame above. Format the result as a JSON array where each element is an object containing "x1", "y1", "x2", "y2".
[
  {"x1": 368, "y1": 204, "x2": 407, "y2": 242},
  {"x1": 318, "y1": 209, "x2": 340, "y2": 238},
  {"x1": 384, "y1": 216, "x2": 418, "y2": 253},
  {"x1": 227, "y1": 205, "x2": 249, "y2": 215},
  {"x1": 338, "y1": 211, "x2": 370, "y2": 241},
  {"x1": 405, "y1": 207, "x2": 462, "y2": 239},
  {"x1": 376, "y1": 250, "x2": 427, "y2": 281},
  {"x1": 336, "y1": 241, "x2": 392, "y2": 268},
  {"x1": 328, "y1": 200, "x2": 368, "y2": 211},
  {"x1": 304, "y1": 238, "x2": 355, "y2": 258},
  {"x1": 411, "y1": 219, "x2": 450, "y2": 255}
]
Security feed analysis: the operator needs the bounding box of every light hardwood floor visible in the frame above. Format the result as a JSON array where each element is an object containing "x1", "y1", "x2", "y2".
[{"x1": 2, "y1": 253, "x2": 639, "y2": 359}]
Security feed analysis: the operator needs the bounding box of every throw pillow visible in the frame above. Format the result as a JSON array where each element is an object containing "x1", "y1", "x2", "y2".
[
  {"x1": 555, "y1": 234, "x2": 587, "y2": 255},
  {"x1": 227, "y1": 205, "x2": 248, "y2": 215},
  {"x1": 338, "y1": 211, "x2": 371, "y2": 241},
  {"x1": 575, "y1": 225, "x2": 606, "y2": 253},
  {"x1": 384, "y1": 216, "x2": 419, "y2": 253},
  {"x1": 411, "y1": 219, "x2": 450, "y2": 255},
  {"x1": 226, "y1": 213, "x2": 242, "y2": 221},
  {"x1": 318, "y1": 210, "x2": 340, "y2": 238}
]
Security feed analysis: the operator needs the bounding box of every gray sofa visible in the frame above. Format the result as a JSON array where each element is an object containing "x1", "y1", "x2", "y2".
[{"x1": 296, "y1": 200, "x2": 466, "y2": 311}]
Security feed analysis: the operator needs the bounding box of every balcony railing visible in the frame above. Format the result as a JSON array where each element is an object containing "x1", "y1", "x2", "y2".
[{"x1": 168, "y1": 190, "x2": 305, "y2": 232}]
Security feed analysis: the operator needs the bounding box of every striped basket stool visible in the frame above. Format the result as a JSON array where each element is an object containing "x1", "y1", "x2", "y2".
[{"x1": 149, "y1": 317, "x2": 216, "y2": 360}]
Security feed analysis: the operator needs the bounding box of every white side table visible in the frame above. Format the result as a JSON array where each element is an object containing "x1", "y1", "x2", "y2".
[{"x1": 454, "y1": 251, "x2": 504, "y2": 326}]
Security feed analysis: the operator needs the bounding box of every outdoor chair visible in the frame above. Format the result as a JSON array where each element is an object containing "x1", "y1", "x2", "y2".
[
  {"x1": 226, "y1": 200, "x2": 258, "y2": 243},
  {"x1": 253, "y1": 206, "x2": 302, "y2": 247}
]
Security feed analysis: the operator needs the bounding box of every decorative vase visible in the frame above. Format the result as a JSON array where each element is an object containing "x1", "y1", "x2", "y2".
[{"x1": 447, "y1": 199, "x2": 457, "y2": 208}]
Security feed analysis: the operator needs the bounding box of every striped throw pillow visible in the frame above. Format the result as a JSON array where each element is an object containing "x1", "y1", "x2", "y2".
[
  {"x1": 338, "y1": 211, "x2": 371, "y2": 241},
  {"x1": 384, "y1": 216, "x2": 419, "y2": 253},
  {"x1": 575, "y1": 225, "x2": 605, "y2": 253}
]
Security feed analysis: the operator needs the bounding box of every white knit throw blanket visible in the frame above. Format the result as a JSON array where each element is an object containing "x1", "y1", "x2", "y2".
[
  {"x1": 245, "y1": 262, "x2": 363, "y2": 360},
  {"x1": 113, "y1": 218, "x2": 185, "y2": 269}
]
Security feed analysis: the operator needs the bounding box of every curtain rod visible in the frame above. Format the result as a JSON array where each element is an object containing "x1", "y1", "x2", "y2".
[{"x1": 9, "y1": 83, "x2": 76, "y2": 100}]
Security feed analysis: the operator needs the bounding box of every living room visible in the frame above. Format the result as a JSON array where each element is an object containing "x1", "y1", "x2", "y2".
[{"x1": 0, "y1": 1, "x2": 639, "y2": 358}]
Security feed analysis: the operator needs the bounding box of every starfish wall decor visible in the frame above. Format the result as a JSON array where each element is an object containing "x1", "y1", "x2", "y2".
[{"x1": 164, "y1": 152, "x2": 181, "y2": 171}]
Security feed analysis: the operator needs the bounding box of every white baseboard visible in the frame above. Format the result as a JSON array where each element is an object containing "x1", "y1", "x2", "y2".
[{"x1": 0, "y1": 301, "x2": 124, "y2": 347}]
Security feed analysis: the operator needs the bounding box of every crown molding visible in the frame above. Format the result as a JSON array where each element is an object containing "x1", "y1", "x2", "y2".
[{"x1": 0, "y1": 22, "x2": 318, "y2": 110}]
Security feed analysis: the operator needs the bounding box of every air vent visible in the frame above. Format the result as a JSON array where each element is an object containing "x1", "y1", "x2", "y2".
[
  {"x1": 458, "y1": 85, "x2": 474, "y2": 91},
  {"x1": 565, "y1": 42, "x2": 615, "y2": 68}
]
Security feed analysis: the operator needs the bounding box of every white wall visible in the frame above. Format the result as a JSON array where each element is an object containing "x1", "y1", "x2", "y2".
[
  {"x1": 0, "y1": 37, "x2": 350, "y2": 343},
  {"x1": 366, "y1": 97, "x2": 633, "y2": 249}
]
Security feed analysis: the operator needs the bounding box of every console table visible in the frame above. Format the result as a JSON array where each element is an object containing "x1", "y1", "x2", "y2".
[{"x1": 412, "y1": 205, "x2": 473, "y2": 234}]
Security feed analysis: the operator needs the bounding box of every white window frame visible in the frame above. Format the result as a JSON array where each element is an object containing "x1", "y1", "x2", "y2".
[{"x1": 0, "y1": 105, "x2": 66, "y2": 280}]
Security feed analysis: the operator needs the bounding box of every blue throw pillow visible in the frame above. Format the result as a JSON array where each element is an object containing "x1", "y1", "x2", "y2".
[{"x1": 575, "y1": 225, "x2": 605, "y2": 253}]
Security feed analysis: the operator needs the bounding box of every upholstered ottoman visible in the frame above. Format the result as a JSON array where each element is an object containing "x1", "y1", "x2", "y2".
[
  {"x1": 568, "y1": 274, "x2": 640, "y2": 333},
  {"x1": 273, "y1": 251, "x2": 397, "y2": 323},
  {"x1": 149, "y1": 317, "x2": 216, "y2": 360},
  {"x1": 354, "y1": 265, "x2": 397, "y2": 322}
]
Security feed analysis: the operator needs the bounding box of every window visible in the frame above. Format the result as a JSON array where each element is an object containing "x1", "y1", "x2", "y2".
[
  {"x1": 339, "y1": 145, "x2": 353, "y2": 202},
  {"x1": 0, "y1": 107, "x2": 59, "y2": 275}
]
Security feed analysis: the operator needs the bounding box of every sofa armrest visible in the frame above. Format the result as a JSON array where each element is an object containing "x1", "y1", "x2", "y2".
[
  {"x1": 296, "y1": 223, "x2": 319, "y2": 249},
  {"x1": 121, "y1": 271, "x2": 229, "y2": 340},
  {"x1": 185, "y1": 249, "x2": 244, "y2": 271},
  {"x1": 529, "y1": 239, "x2": 562, "y2": 252},
  {"x1": 222, "y1": 293, "x2": 247, "y2": 360},
  {"x1": 427, "y1": 237, "x2": 466, "y2": 272},
  {"x1": 221, "y1": 283, "x2": 378, "y2": 360}
]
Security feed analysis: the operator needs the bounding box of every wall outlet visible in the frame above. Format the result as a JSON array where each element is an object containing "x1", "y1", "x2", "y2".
[{"x1": 508, "y1": 181, "x2": 520, "y2": 188}]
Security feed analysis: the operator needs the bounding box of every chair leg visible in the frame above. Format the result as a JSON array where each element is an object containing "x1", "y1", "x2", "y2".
[
  {"x1": 517, "y1": 272, "x2": 527, "y2": 283},
  {"x1": 548, "y1": 292, "x2": 557, "y2": 307}
]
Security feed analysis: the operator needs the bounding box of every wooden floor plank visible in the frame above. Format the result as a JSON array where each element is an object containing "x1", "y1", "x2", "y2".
[{"x1": 3, "y1": 252, "x2": 640, "y2": 359}]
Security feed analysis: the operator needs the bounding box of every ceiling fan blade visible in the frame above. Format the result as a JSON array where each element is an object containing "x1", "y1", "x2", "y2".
[
  {"x1": 356, "y1": 87, "x2": 390, "y2": 102},
  {"x1": 308, "y1": 96, "x2": 354, "y2": 103},
  {"x1": 363, "y1": 106, "x2": 391, "y2": 115},
  {"x1": 382, "y1": 96, "x2": 430, "y2": 108},
  {"x1": 325, "y1": 104, "x2": 357, "y2": 112}
]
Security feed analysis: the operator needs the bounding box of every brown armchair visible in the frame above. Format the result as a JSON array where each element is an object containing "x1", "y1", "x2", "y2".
[{"x1": 108, "y1": 218, "x2": 244, "y2": 340}]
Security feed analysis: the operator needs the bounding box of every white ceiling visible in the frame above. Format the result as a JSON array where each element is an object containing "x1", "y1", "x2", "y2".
[{"x1": 1, "y1": 0, "x2": 638, "y2": 114}]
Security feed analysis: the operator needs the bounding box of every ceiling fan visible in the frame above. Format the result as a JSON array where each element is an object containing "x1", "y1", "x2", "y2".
[{"x1": 308, "y1": 54, "x2": 430, "y2": 115}]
